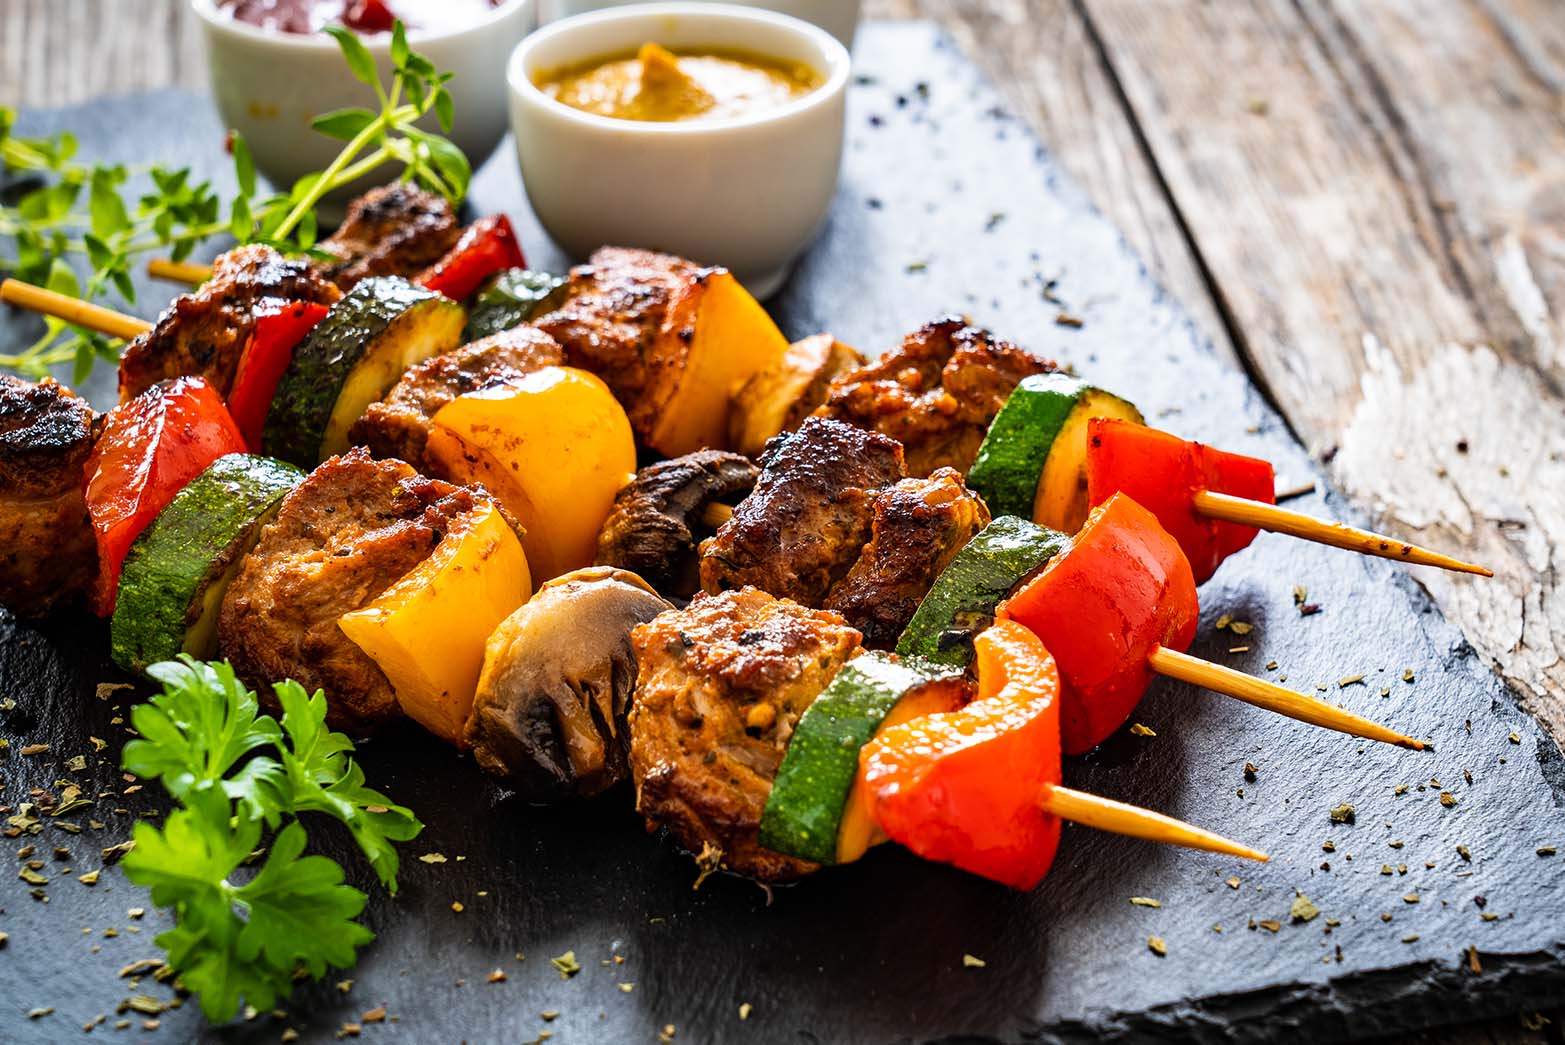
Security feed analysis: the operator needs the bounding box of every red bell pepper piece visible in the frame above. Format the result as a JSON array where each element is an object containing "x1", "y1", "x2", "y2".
[
  {"x1": 998, "y1": 492, "x2": 1199, "y2": 755},
  {"x1": 860, "y1": 620, "x2": 1063, "y2": 890},
  {"x1": 228, "y1": 301, "x2": 329, "y2": 452},
  {"x1": 1084, "y1": 418, "x2": 1276, "y2": 584},
  {"x1": 416, "y1": 215, "x2": 527, "y2": 302},
  {"x1": 82, "y1": 376, "x2": 247, "y2": 616}
]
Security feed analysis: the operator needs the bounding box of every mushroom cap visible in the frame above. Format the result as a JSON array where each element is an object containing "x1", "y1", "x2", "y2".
[
  {"x1": 466, "y1": 566, "x2": 673, "y2": 800},
  {"x1": 595, "y1": 450, "x2": 759, "y2": 602}
]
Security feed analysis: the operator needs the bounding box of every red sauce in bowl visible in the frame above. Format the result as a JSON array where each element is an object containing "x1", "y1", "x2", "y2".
[{"x1": 223, "y1": 0, "x2": 504, "y2": 35}]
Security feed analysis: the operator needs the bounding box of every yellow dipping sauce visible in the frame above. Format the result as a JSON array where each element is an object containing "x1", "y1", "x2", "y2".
[{"x1": 538, "y1": 42, "x2": 822, "y2": 122}]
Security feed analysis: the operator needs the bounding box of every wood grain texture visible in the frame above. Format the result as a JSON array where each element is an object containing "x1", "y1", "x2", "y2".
[{"x1": 1077, "y1": 0, "x2": 1565, "y2": 744}]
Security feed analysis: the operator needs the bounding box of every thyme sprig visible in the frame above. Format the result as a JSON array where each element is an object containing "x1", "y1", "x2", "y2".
[{"x1": 0, "y1": 22, "x2": 468, "y2": 383}]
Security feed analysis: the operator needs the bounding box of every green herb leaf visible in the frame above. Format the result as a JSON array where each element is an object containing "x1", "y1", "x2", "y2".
[
  {"x1": 311, "y1": 107, "x2": 378, "y2": 143},
  {"x1": 325, "y1": 26, "x2": 378, "y2": 87}
]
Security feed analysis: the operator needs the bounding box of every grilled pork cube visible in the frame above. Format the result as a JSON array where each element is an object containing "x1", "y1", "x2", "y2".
[
  {"x1": 320, "y1": 184, "x2": 462, "y2": 291},
  {"x1": 217, "y1": 449, "x2": 491, "y2": 734},
  {"x1": 118, "y1": 244, "x2": 341, "y2": 401},
  {"x1": 531, "y1": 246, "x2": 698, "y2": 418},
  {"x1": 629, "y1": 587, "x2": 862, "y2": 882},
  {"x1": 348, "y1": 325, "x2": 565, "y2": 468},
  {"x1": 823, "y1": 468, "x2": 991, "y2": 649},
  {"x1": 814, "y1": 316, "x2": 1060, "y2": 477},
  {"x1": 0, "y1": 376, "x2": 99, "y2": 616},
  {"x1": 698, "y1": 417, "x2": 905, "y2": 605}
]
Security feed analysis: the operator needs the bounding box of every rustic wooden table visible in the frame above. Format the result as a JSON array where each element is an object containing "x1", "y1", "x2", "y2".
[{"x1": 2, "y1": 2, "x2": 1561, "y2": 1042}]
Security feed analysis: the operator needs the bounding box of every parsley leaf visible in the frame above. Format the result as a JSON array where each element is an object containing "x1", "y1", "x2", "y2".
[{"x1": 120, "y1": 657, "x2": 420, "y2": 1022}]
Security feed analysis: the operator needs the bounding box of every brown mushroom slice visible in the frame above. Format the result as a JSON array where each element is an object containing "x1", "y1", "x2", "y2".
[
  {"x1": 728, "y1": 334, "x2": 865, "y2": 457},
  {"x1": 466, "y1": 567, "x2": 673, "y2": 800},
  {"x1": 594, "y1": 450, "x2": 759, "y2": 602}
]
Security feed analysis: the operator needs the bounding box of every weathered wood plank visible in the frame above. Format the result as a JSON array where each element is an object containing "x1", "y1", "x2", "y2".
[
  {"x1": 1079, "y1": 0, "x2": 1565, "y2": 742},
  {"x1": 0, "y1": 0, "x2": 204, "y2": 107}
]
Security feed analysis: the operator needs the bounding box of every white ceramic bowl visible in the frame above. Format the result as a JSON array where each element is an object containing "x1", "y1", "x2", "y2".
[
  {"x1": 192, "y1": 0, "x2": 536, "y2": 195},
  {"x1": 543, "y1": 0, "x2": 861, "y2": 48},
  {"x1": 507, "y1": 2, "x2": 850, "y2": 297}
]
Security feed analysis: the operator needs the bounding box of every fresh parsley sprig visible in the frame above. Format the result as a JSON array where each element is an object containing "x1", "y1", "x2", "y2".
[
  {"x1": 120, "y1": 657, "x2": 421, "y2": 1023},
  {"x1": 1, "y1": 21, "x2": 470, "y2": 383}
]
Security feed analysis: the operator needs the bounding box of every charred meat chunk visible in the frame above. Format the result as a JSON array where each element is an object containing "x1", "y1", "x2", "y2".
[
  {"x1": 822, "y1": 469, "x2": 990, "y2": 649},
  {"x1": 348, "y1": 324, "x2": 565, "y2": 468},
  {"x1": 698, "y1": 417, "x2": 904, "y2": 605},
  {"x1": 814, "y1": 316, "x2": 1059, "y2": 476},
  {"x1": 320, "y1": 184, "x2": 462, "y2": 291},
  {"x1": 596, "y1": 450, "x2": 759, "y2": 602},
  {"x1": 629, "y1": 587, "x2": 862, "y2": 881},
  {"x1": 468, "y1": 567, "x2": 672, "y2": 801},
  {"x1": 118, "y1": 244, "x2": 341, "y2": 401},
  {"x1": 531, "y1": 246, "x2": 698, "y2": 419},
  {"x1": 0, "y1": 376, "x2": 99, "y2": 616},
  {"x1": 218, "y1": 448, "x2": 490, "y2": 734}
]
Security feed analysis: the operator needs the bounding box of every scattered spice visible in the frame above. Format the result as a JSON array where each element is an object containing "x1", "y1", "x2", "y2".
[
  {"x1": 962, "y1": 953, "x2": 986, "y2": 968},
  {"x1": 1403, "y1": 893, "x2": 1421, "y2": 904},
  {"x1": 1225, "y1": 877, "x2": 1241, "y2": 890},
  {"x1": 79, "y1": 869, "x2": 99, "y2": 885},
  {"x1": 418, "y1": 852, "x2": 447, "y2": 864},
  {"x1": 450, "y1": 902, "x2": 464, "y2": 913},
  {"x1": 1402, "y1": 934, "x2": 1420, "y2": 944},
  {"x1": 1467, "y1": 946, "x2": 1482, "y2": 974},
  {"x1": 19, "y1": 743, "x2": 49, "y2": 757},
  {"x1": 487, "y1": 969, "x2": 507, "y2": 984},
  {"x1": 552, "y1": 951, "x2": 581, "y2": 979},
  {"x1": 739, "y1": 1003, "x2": 752, "y2": 1020},
  {"x1": 1539, "y1": 846, "x2": 1557, "y2": 857},
  {"x1": 1440, "y1": 792, "x2": 1457, "y2": 808},
  {"x1": 1402, "y1": 668, "x2": 1415, "y2": 682},
  {"x1": 1129, "y1": 897, "x2": 1161, "y2": 908},
  {"x1": 1129, "y1": 723, "x2": 1156, "y2": 737},
  {"x1": 1338, "y1": 675, "x2": 1365, "y2": 688},
  {"x1": 1290, "y1": 893, "x2": 1320, "y2": 923},
  {"x1": 1258, "y1": 920, "x2": 1281, "y2": 933},
  {"x1": 1245, "y1": 763, "x2": 1259, "y2": 782},
  {"x1": 1147, "y1": 936, "x2": 1167, "y2": 957},
  {"x1": 692, "y1": 840, "x2": 723, "y2": 890},
  {"x1": 1329, "y1": 802, "x2": 1356, "y2": 824}
]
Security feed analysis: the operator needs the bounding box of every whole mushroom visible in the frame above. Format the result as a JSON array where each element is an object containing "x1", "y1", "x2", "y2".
[
  {"x1": 594, "y1": 450, "x2": 759, "y2": 602},
  {"x1": 466, "y1": 567, "x2": 673, "y2": 800}
]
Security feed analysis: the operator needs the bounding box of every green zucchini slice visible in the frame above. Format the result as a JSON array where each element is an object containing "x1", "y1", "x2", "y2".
[
  {"x1": 109, "y1": 453, "x2": 303, "y2": 675},
  {"x1": 263, "y1": 276, "x2": 466, "y2": 465},
  {"x1": 759, "y1": 652, "x2": 962, "y2": 865},
  {"x1": 462, "y1": 268, "x2": 568, "y2": 342},
  {"x1": 967, "y1": 373, "x2": 1142, "y2": 527},
  {"x1": 896, "y1": 515, "x2": 1069, "y2": 667}
]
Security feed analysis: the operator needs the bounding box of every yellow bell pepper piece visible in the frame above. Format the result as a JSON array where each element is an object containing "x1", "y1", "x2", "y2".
[
  {"x1": 639, "y1": 269, "x2": 790, "y2": 456},
  {"x1": 424, "y1": 366, "x2": 636, "y2": 582},
  {"x1": 338, "y1": 500, "x2": 531, "y2": 747}
]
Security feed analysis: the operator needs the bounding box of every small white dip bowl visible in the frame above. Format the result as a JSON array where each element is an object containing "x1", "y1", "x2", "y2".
[
  {"x1": 507, "y1": 2, "x2": 850, "y2": 297},
  {"x1": 192, "y1": 0, "x2": 536, "y2": 194},
  {"x1": 544, "y1": 0, "x2": 862, "y2": 48}
]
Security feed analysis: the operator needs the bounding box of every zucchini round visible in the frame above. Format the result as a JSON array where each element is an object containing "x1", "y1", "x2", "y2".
[
  {"x1": 462, "y1": 268, "x2": 568, "y2": 342},
  {"x1": 109, "y1": 453, "x2": 303, "y2": 675},
  {"x1": 759, "y1": 652, "x2": 963, "y2": 865},
  {"x1": 967, "y1": 373, "x2": 1142, "y2": 527},
  {"x1": 896, "y1": 515, "x2": 1069, "y2": 667},
  {"x1": 263, "y1": 276, "x2": 466, "y2": 465}
]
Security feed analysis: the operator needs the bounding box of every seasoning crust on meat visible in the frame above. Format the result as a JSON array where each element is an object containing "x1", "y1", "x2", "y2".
[
  {"x1": 814, "y1": 316, "x2": 1059, "y2": 476},
  {"x1": 218, "y1": 449, "x2": 492, "y2": 734},
  {"x1": 0, "y1": 375, "x2": 99, "y2": 616},
  {"x1": 118, "y1": 244, "x2": 341, "y2": 401},
  {"x1": 320, "y1": 184, "x2": 462, "y2": 291},
  {"x1": 629, "y1": 587, "x2": 862, "y2": 881},
  {"x1": 699, "y1": 417, "x2": 905, "y2": 605},
  {"x1": 349, "y1": 325, "x2": 565, "y2": 468},
  {"x1": 531, "y1": 246, "x2": 698, "y2": 419},
  {"x1": 823, "y1": 468, "x2": 991, "y2": 649}
]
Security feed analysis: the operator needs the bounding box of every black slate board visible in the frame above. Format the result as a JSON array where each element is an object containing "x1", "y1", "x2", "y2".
[{"x1": 3, "y1": 22, "x2": 1564, "y2": 1044}]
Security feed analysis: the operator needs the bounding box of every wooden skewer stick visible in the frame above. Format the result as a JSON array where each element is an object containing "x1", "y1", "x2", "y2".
[
  {"x1": 1042, "y1": 784, "x2": 1268, "y2": 862},
  {"x1": 1193, "y1": 489, "x2": 1492, "y2": 578},
  {"x1": 0, "y1": 278, "x2": 151, "y2": 341},
  {"x1": 1148, "y1": 644, "x2": 1424, "y2": 750},
  {"x1": 147, "y1": 258, "x2": 215, "y2": 286}
]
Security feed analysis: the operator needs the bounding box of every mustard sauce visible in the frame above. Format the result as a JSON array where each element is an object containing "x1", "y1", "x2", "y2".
[{"x1": 537, "y1": 42, "x2": 822, "y2": 123}]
